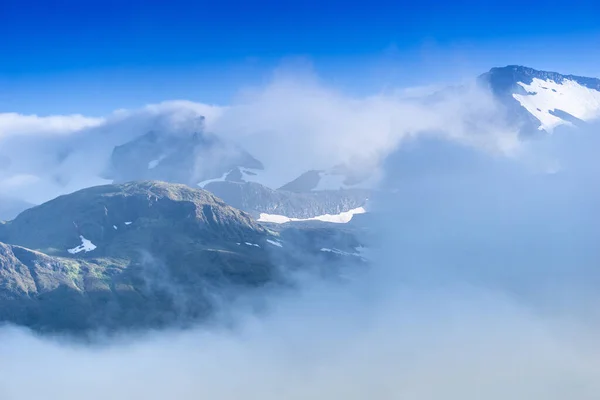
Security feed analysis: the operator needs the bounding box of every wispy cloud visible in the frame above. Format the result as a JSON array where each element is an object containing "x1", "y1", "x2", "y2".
[
  {"x1": 0, "y1": 112, "x2": 103, "y2": 139},
  {"x1": 0, "y1": 67, "x2": 521, "y2": 204}
]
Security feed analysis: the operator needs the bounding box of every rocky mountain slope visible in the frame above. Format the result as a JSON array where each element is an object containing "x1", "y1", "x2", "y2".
[
  {"x1": 2, "y1": 181, "x2": 266, "y2": 256},
  {"x1": 0, "y1": 181, "x2": 366, "y2": 333}
]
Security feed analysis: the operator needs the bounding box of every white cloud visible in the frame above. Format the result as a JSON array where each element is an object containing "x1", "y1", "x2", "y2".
[
  {"x1": 0, "y1": 173, "x2": 40, "y2": 189},
  {"x1": 0, "y1": 69, "x2": 520, "y2": 203},
  {"x1": 0, "y1": 101, "x2": 224, "y2": 203},
  {"x1": 212, "y1": 72, "x2": 520, "y2": 187},
  {"x1": 3, "y1": 284, "x2": 600, "y2": 400},
  {"x1": 0, "y1": 112, "x2": 103, "y2": 139}
]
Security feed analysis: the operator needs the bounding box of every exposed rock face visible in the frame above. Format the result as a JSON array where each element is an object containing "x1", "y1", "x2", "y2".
[
  {"x1": 0, "y1": 181, "x2": 367, "y2": 333},
  {"x1": 5, "y1": 180, "x2": 266, "y2": 256},
  {"x1": 0, "y1": 181, "x2": 278, "y2": 332}
]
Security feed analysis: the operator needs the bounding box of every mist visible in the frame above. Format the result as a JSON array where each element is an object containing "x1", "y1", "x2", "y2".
[
  {"x1": 1, "y1": 91, "x2": 600, "y2": 399},
  {"x1": 0, "y1": 66, "x2": 517, "y2": 204}
]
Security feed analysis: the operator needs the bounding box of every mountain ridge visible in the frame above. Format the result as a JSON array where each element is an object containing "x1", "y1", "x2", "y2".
[
  {"x1": 0, "y1": 180, "x2": 366, "y2": 333},
  {"x1": 481, "y1": 65, "x2": 600, "y2": 93}
]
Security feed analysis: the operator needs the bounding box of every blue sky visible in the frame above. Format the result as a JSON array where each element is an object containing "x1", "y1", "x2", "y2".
[{"x1": 2, "y1": 0, "x2": 600, "y2": 115}]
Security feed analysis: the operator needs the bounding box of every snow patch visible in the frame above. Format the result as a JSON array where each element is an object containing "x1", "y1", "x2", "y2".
[
  {"x1": 124, "y1": 221, "x2": 132, "y2": 225},
  {"x1": 67, "y1": 236, "x2": 97, "y2": 254},
  {"x1": 113, "y1": 225, "x2": 117, "y2": 230},
  {"x1": 513, "y1": 78, "x2": 600, "y2": 131},
  {"x1": 257, "y1": 206, "x2": 366, "y2": 224},
  {"x1": 266, "y1": 239, "x2": 283, "y2": 248},
  {"x1": 197, "y1": 171, "x2": 230, "y2": 188},
  {"x1": 245, "y1": 242, "x2": 260, "y2": 248},
  {"x1": 320, "y1": 247, "x2": 363, "y2": 258}
]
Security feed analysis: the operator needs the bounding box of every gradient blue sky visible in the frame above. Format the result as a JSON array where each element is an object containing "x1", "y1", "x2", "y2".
[{"x1": 2, "y1": 0, "x2": 600, "y2": 115}]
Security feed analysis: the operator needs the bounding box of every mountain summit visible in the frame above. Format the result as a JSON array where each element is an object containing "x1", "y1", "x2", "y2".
[{"x1": 480, "y1": 65, "x2": 600, "y2": 133}]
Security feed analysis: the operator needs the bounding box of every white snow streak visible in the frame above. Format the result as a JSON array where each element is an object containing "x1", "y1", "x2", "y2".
[
  {"x1": 257, "y1": 206, "x2": 366, "y2": 224},
  {"x1": 197, "y1": 171, "x2": 230, "y2": 188},
  {"x1": 266, "y1": 239, "x2": 283, "y2": 248},
  {"x1": 320, "y1": 247, "x2": 364, "y2": 258}
]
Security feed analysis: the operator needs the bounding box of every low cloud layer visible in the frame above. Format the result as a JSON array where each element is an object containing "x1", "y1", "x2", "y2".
[
  {"x1": 1, "y1": 121, "x2": 599, "y2": 399},
  {"x1": 2, "y1": 285, "x2": 599, "y2": 400}
]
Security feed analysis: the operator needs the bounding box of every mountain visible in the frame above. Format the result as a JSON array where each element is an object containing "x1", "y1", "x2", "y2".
[
  {"x1": 2, "y1": 181, "x2": 269, "y2": 256},
  {"x1": 103, "y1": 119, "x2": 264, "y2": 186},
  {"x1": 102, "y1": 124, "x2": 371, "y2": 222},
  {"x1": 0, "y1": 181, "x2": 366, "y2": 333},
  {"x1": 0, "y1": 181, "x2": 274, "y2": 332},
  {"x1": 480, "y1": 65, "x2": 600, "y2": 133}
]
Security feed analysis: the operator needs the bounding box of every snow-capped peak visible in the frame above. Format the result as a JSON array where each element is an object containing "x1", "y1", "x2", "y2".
[
  {"x1": 482, "y1": 65, "x2": 600, "y2": 133},
  {"x1": 513, "y1": 77, "x2": 600, "y2": 132}
]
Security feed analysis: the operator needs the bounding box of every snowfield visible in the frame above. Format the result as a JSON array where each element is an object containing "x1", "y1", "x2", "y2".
[
  {"x1": 67, "y1": 235, "x2": 97, "y2": 254},
  {"x1": 513, "y1": 78, "x2": 600, "y2": 131},
  {"x1": 257, "y1": 206, "x2": 366, "y2": 224}
]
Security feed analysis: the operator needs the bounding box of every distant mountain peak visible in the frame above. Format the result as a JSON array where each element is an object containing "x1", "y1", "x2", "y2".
[
  {"x1": 103, "y1": 129, "x2": 264, "y2": 186},
  {"x1": 481, "y1": 65, "x2": 600, "y2": 132},
  {"x1": 482, "y1": 65, "x2": 600, "y2": 92}
]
